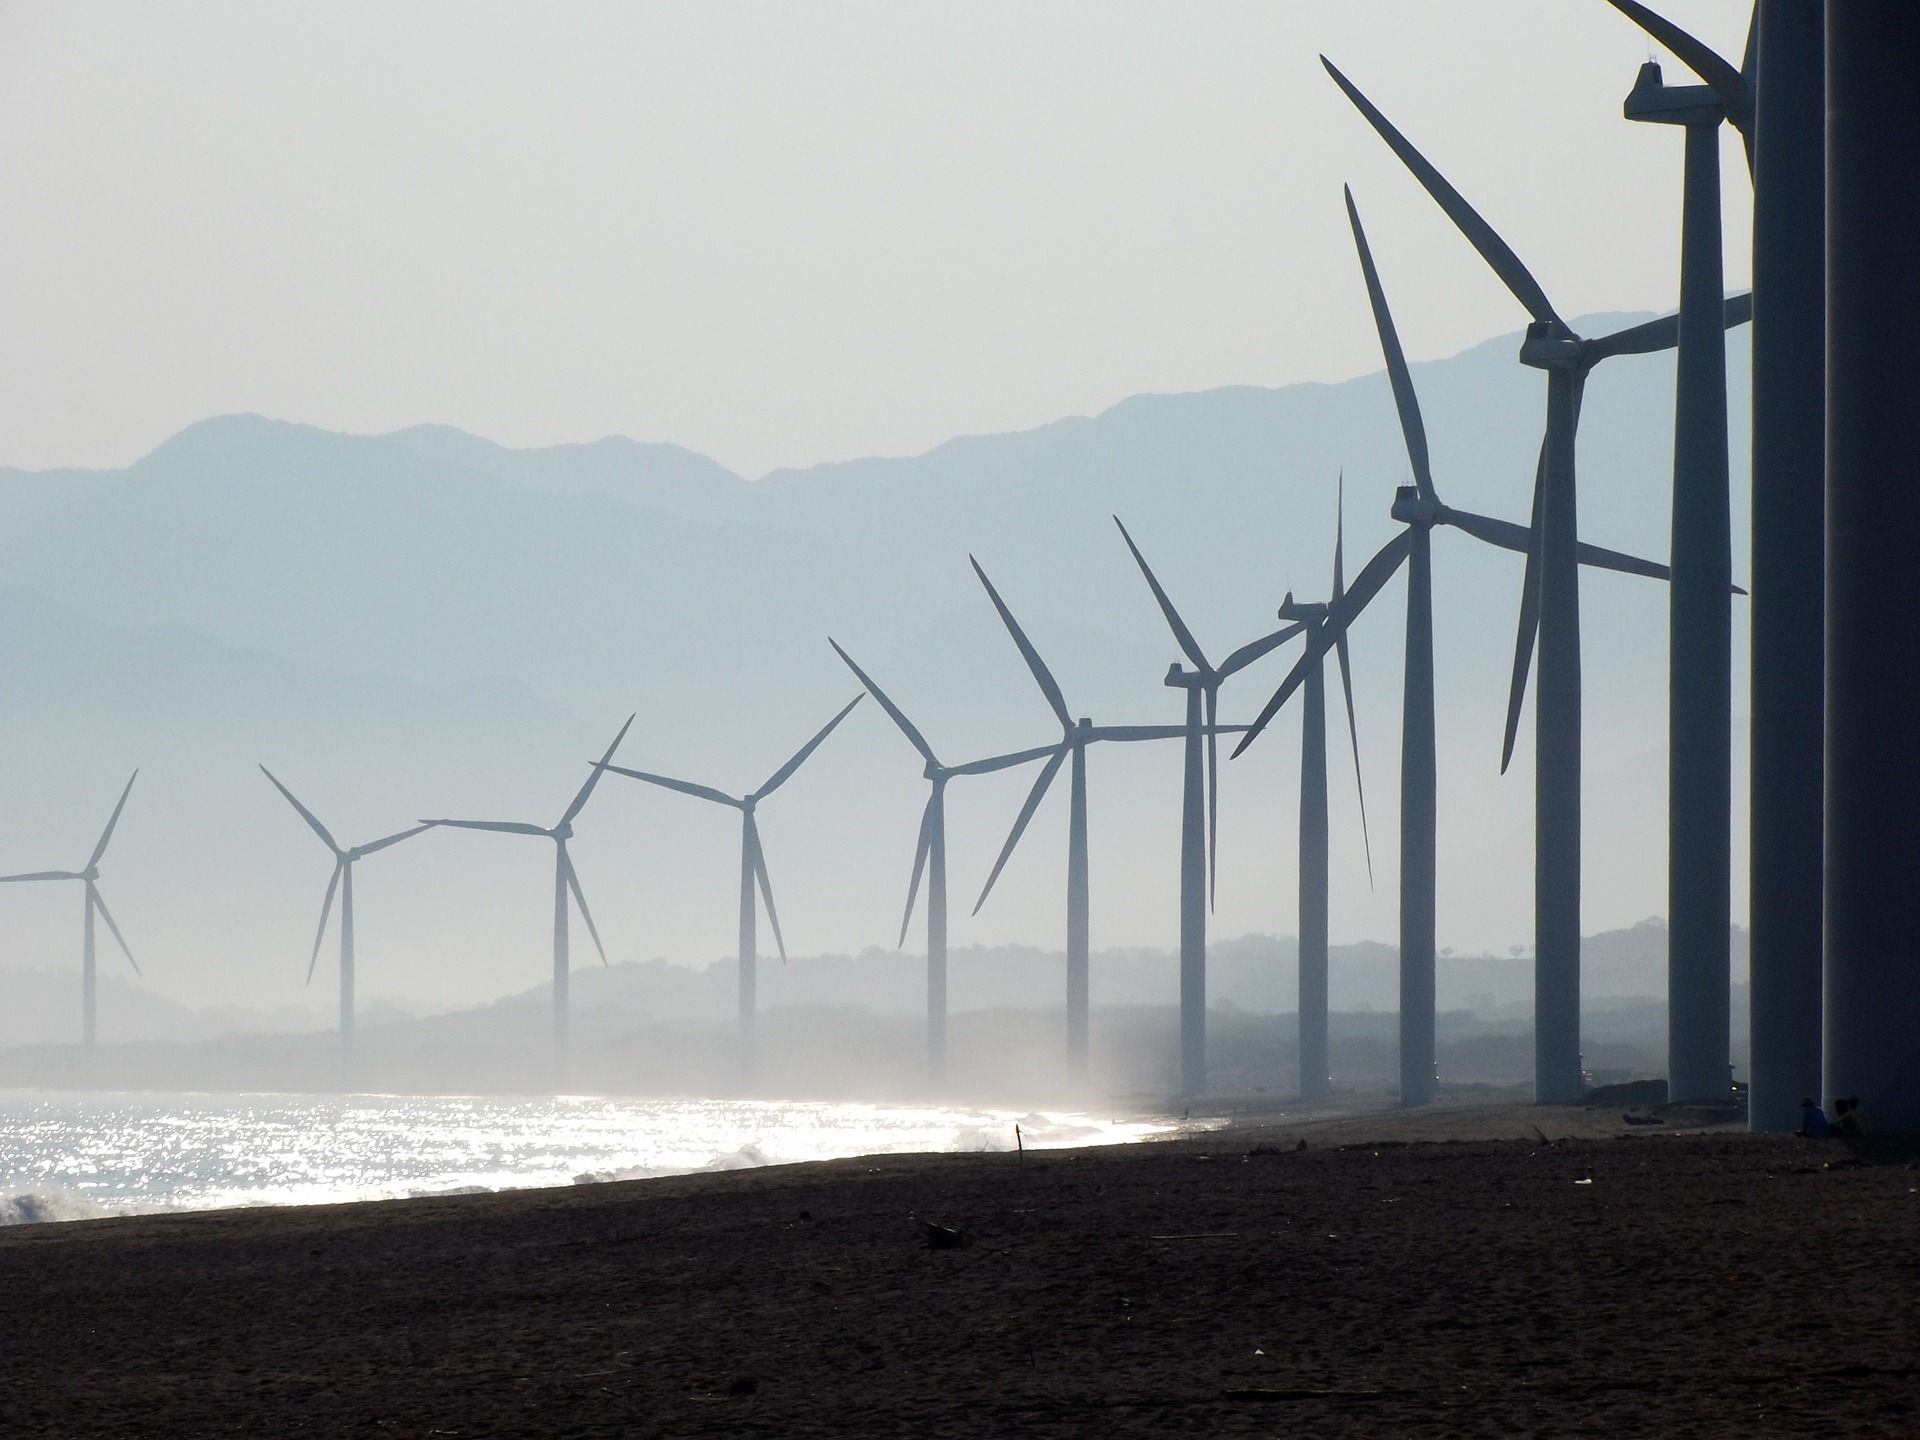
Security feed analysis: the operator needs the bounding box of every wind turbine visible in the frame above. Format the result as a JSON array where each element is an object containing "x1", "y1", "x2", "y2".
[
  {"x1": 597, "y1": 695, "x2": 863, "y2": 1083},
  {"x1": 259, "y1": 766, "x2": 431, "y2": 1055},
  {"x1": 1236, "y1": 188, "x2": 1686, "y2": 1106},
  {"x1": 1321, "y1": 55, "x2": 1751, "y2": 1102},
  {"x1": 828, "y1": 639, "x2": 1053, "y2": 1087},
  {"x1": 420, "y1": 715, "x2": 634, "y2": 1055},
  {"x1": 1110, "y1": 517, "x2": 1300, "y2": 1100},
  {"x1": 0, "y1": 772, "x2": 140, "y2": 1045},
  {"x1": 1609, "y1": 0, "x2": 1756, "y2": 1104},
  {"x1": 968, "y1": 555, "x2": 1212, "y2": 1085}
]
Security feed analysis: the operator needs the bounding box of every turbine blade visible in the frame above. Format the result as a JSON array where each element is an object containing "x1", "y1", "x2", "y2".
[
  {"x1": 1218, "y1": 622, "x2": 1307, "y2": 679},
  {"x1": 1332, "y1": 475, "x2": 1347, "y2": 603},
  {"x1": 1604, "y1": 0, "x2": 1753, "y2": 134},
  {"x1": 594, "y1": 767, "x2": 739, "y2": 809},
  {"x1": 1576, "y1": 540, "x2": 1672, "y2": 584},
  {"x1": 1336, "y1": 621, "x2": 1373, "y2": 889},
  {"x1": 87, "y1": 771, "x2": 138, "y2": 870},
  {"x1": 1204, "y1": 685, "x2": 1220, "y2": 912},
  {"x1": 1112, "y1": 516, "x2": 1211, "y2": 673},
  {"x1": 1583, "y1": 292, "x2": 1752, "y2": 363},
  {"x1": 1231, "y1": 531, "x2": 1412, "y2": 759},
  {"x1": 1322, "y1": 56, "x2": 1561, "y2": 328},
  {"x1": 562, "y1": 850, "x2": 607, "y2": 966},
  {"x1": 971, "y1": 745, "x2": 1067, "y2": 916},
  {"x1": 946, "y1": 743, "x2": 1061, "y2": 777},
  {"x1": 355, "y1": 824, "x2": 433, "y2": 857},
  {"x1": 91, "y1": 887, "x2": 139, "y2": 976},
  {"x1": 1086, "y1": 725, "x2": 1190, "y2": 742},
  {"x1": 830, "y1": 639, "x2": 938, "y2": 766},
  {"x1": 748, "y1": 820, "x2": 787, "y2": 964},
  {"x1": 560, "y1": 714, "x2": 636, "y2": 826},
  {"x1": 971, "y1": 556, "x2": 1073, "y2": 730},
  {"x1": 308, "y1": 860, "x2": 343, "y2": 985},
  {"x1": 1344, "y1": 185, "x2": 1437, "y2": 502},
  {"x1": 1441, "y1": 507, "x2": 1531, "y2": 556},
  {"x1": 417, "y1": 819, "x2": 553, "y2": 836},
  {"x1": 259, "y1": 765, "x2": 340, "y2": 854},
  {"x1": 1500, "y1": 444, "x2": 1547, "y2": 776},
  {"x1": 757, "y1": 694, "x2": 863, "y2": 799},
  {"x1": 0, "y1": 870, "x2": 82, "y2": 883},
  {"x1": 898, "y1": 794, "x2": 935, "y2": 949}
]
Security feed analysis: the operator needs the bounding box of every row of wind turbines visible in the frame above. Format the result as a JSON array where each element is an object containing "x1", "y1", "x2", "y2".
[{"x1": 5, "y1": 2, "x2": 1765, "y2": 1107}]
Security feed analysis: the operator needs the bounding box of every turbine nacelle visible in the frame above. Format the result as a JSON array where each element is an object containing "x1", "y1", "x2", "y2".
[
  {"x1": 550, "y1": 821, "x2": 574, "y2": 842},
  {"x1": 1390, "y1": 485, "x2": 1440, "y2": 526},
  {"x1": 1277, "y1": 594, "x2": 1328, "y2": 625},
  {"x1": 1518, "y1": 320, "x2": 1584, "y2": 371},
  {"x1": 1163, "y1": 663, "x2": 1209, "y2": 691},
  {"x1": 1623, "y1": 60, "x2": 1722, "y2": 126}
]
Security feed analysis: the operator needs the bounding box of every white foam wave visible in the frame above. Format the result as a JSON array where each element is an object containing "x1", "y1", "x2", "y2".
[{"x1": 1, "y1": 1189, "x2": 105, "y2": 1226}]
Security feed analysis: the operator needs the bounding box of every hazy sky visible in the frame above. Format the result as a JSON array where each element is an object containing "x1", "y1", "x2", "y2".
[{"x1": 1, "y1": 1, "x2": 1753, "y2": 478}]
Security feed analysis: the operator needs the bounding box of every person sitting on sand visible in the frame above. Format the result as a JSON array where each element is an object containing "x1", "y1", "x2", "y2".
[
  {"x1": 1833, "y1": 1096, "x2": 1870, "y2": 1138},
  {"x1": 1798, "y1": 1097, "x2": 1829, "y2": 1137}
]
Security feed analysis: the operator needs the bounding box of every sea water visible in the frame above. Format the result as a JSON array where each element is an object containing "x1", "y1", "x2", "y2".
[{"x1": 0, "y1": 1089, "x2": 1166, "y2": 1224}]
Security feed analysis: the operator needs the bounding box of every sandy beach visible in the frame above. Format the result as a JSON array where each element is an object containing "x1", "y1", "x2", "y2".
[{"x1": 2, "y1": 1098, "x2": 1914, "y2": 1437}]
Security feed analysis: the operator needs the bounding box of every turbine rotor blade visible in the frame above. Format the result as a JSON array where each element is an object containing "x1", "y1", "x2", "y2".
[
  {"x1": 1344, "y1": 185, "x2": 1438, "y2": 503},
  {"x1": 1218, "y1": 622, "x2": 1307, "y2": 679},
  {"x1": 0, "y1": 870, "x2": 82, "y2": 883},
  {"x1": 1335, "y1": 623, "x2": 1373, "y2": 889},
  {"x1": 418, "y1": 819, "x2": 553, "y2": 836},
  {"x1": 1112, "y1": 516, "x2": 1211, "y2": 673},
  {"x1": 308, "y1": 860, "x2": 343, "y2": 985},
  {"x1": 748, "y1": 819, "x2": 787, "y2": 964},
  {"x1": 898, "y1": 794, "x2": 936, "y2": 949},
  {"x1": 560, "y1": 714, "x2": 636, "y2": 826},
  {"x1": 1604, "y1": 0, "x2": 1753, "y2": 135},
  {"x1": 970, "y1": 557, "x2": 1073, "y2": 730},
  {"x1": 757, "y1": 694, "x2": 863, "y2": 799},
  {"x1": 1322, "y1": 56, "x2": 1561, "y2": 329},
  {"x1": 971, "y1": 745, "x2": 1067, "y2": 916},
  {"x1": 91, "y1": 887, "x2": 139, "y2": 976},
  {"x1": 561, "y1": 849, "x2": 608, "y2": 966},
  {"x1": 88, "y1": 771, "x2": 139, "y2": 870},
  {"x1": 355, "y1": 824, "x2": 433, "y2": 857},
  {"x1": 1087, "y1": 725, "x2": 1189, "y2": 742},
  {"x1": 830, "y1": 639, "x2": 937, "y2": 766},
  {"x1": 259, "y1": 766, "x2": 340, "y2": 854},
  {"x1": 1231, "y1": 532, "x2": 1412, "y2": 759},
  {"x1": 595, "y1": 767, "x2": 739, "y2": 809},
  {"x1": 1500, "y1": 443, "x2": 1548, "y2": 776},
  {"x1": 1583, "y1": 293, "x2": 1751, "y2": 363},
  {"x1": 946, "y1": 744, "x2": 1060, "y2": 777}
]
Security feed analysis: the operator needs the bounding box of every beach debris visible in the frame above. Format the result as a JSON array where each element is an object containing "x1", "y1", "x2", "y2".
[
  {"x1": 727, "y1": 1376, "x2": 758, "y2": 1397},
  {"x1": 1574, "y1": 1177, "x2": 1594, "y2": 1186},
  {"x1": 924, "y1": 1221, "x2": 970, "y2": 1250}
]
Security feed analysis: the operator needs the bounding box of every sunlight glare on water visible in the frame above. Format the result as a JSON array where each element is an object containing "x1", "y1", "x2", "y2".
[{"x1": 0, "y1": 1090, "x2": 1167, "y2": 1223}]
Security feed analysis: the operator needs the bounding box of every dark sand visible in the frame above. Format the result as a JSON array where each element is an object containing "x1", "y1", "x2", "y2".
[{"x1": 2, "y1": 1100, "x2": 1914, "y2": 1437}]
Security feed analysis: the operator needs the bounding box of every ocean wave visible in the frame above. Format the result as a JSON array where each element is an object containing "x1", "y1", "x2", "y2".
[{"x1": 1, "y1": 1189, "x2": 105, "y2": 1226}]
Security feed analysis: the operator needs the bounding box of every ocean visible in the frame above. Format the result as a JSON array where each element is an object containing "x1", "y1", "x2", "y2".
[{"x1": 0, "y1": 1089, "x2": 1167, "y2": 1224}]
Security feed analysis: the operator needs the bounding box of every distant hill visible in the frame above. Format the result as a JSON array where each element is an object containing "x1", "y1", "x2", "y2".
[{"x1": 0, "y1": 318, "x2": 1754, "y2": 1021}]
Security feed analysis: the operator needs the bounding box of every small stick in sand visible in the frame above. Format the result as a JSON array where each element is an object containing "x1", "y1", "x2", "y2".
[{"x1": 1015, "y1": 1123, "x2": 1024, "y2": 1164}]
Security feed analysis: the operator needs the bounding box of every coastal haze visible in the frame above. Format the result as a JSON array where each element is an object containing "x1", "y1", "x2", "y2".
[{"x1": 0, "y1": 3, "x2": 1755, "y2": 1072}]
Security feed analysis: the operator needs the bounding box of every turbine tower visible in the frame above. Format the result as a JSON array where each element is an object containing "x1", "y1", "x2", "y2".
[
  {"x1": 0, "y1": 772, "x2": 141, "y2": 1045},
  {"x1": 1236, "y1": 188, "x2": 1682, "y2": 1106},
  {"x1": 829, "y1": 639, "x2": 1052, "y2": 1087},
  {"x1": 1608, "y1": 0, "x2": 1756, "y2": 1105},
  {"x1": 598, "y1": 695, "x2": 863, "y2": 1084},
  {"x1": 259, "y1": 766, "x2": 431, "y2": 1055},
  {"x1": 969, "y1": 555, "x2": 1201, "y2": 1083},
  {"x1": 1322, "y1": 55, "x2": 1750, "y2": 1102},
  {"x1": 1111, "y1": 516, "x2": 1297, "y2": 1100},
  {"x1": 420, "y1": 715, "x2": 634, "y2": 1056}
]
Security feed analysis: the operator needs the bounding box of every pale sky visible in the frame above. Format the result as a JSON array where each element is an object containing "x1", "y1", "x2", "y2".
[{"x1": 0, "y1": 0, "x2": 1753, "y2": 478}]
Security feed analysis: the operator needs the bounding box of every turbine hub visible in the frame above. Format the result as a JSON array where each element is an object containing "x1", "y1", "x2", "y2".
[
  {"x1": 552, "y1": 821, "x2": 573, "y2": 842},
  {"x1": 81, "y1": 867, "x2": 99, "y2": 883}
]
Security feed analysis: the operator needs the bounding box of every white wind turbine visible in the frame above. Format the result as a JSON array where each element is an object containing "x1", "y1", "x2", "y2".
[
  {"x1": 0, "y1": 771, "x2": 141, "y2": 1045},
  {"x1": 259, "y1": 766, "x2": 431, "y2": 1054},
  {"x1": 420, "y1": 715, "x2": 634, "y2": 1053}
]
